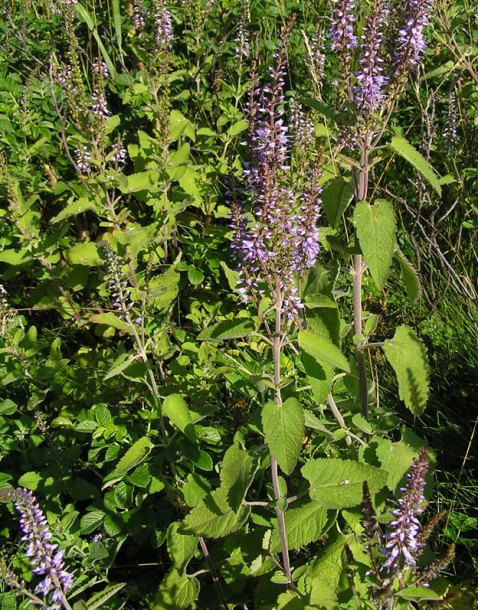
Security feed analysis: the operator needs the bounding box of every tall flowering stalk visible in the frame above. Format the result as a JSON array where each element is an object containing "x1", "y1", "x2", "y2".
[
  {"x1": 0, "y1": 488, "x2": 74, "y2": 610},
  {"x1": 230, "y1": 17, "x2": 322, "y2": 585},
  {"x1": 327, "y1": 0, "x2": 434, "y2": 418},
  {"x1": 361, "y1": 451, "x2": 455, "y2": 609}
]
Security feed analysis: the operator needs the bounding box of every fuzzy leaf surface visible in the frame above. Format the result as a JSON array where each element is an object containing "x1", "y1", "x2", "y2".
[
  {"x1": 270, "y1": 501, "x2": 329, "y2": 552},
  {"x1": 298, "y1": 330, "x2": 350, "y2": 373},
  {"x1": 354, "y1": 199, "x2": 397, "y2": 290},
  {"x1": 220, "y1": 444, "x2": 256, "y2": 511},
  {"x1": 302, "y1": 458, "x2": 387, "y2": 508},
  {"x1": 383, "y1": 325, "x2": 430, "y2": 415},
  {"x1": 262, "y1": 398, "x2": 304, "y2": 475},
  {"x1": 163, "y1": 394, "x2": 196, "y2": 441}
]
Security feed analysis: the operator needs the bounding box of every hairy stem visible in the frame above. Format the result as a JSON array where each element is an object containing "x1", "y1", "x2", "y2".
[
  {"x1": 270, "y1": 293, "x2": 292, "y2": 585},
  {"x1": 354, "y1": 137, "x2": 370, "y2": 419}
]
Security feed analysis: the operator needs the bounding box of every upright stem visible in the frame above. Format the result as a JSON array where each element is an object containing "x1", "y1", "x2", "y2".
[
  {"x1": 270, "y1": 293, "x2": 292, "y2": 585},
  {"x1": 354, "y1": 136, "x2": 370, "y2": 419}
]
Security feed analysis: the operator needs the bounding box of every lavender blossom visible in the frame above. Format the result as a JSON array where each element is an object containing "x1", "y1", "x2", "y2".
[
  {"x1": 132, "y1": 0, "x2": 147, "y2": 31},
  {"x1": 330, "y1": 0, "x2": 357, "y2": 64},
  {"x1": 91, "y1": 89, "x2": 111, "y2": 121},
  {"x1": 354, "y1": 0, "x2": 389, "y2": 112},
  {"x1": 92, "y1": 58, "x2": 109, "y2": 79},
  {"x1": 394, "y1": 0, "x2": 433, "y2": 77},
  {"x1": 74, "y1": 146, "x2": 91, "y2": 174},
  {"x1": 100, "y1": 242, "x2": 138, "y2": 322},
  {"x1": 11, "y1": 488, "x2": 74, "y2": 608},
  {"x1": 153, "y1": 0, "x2": 173, "y2": 50},
  {"x1": 382, "y1": 449, "x2": 429, "y2": 573},
  {"x1": 109, "y1": 142, "x2": 128, "y2": 167},
  {"x1": 235, "y1": 22, "x2": 250, "y2": 60},
  {"x1": 230, "y1": 19, "x2": 322, "y2": 318}
]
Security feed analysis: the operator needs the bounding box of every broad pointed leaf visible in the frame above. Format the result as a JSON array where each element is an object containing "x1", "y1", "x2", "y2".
[
  {"x1": 262, "y1": 398, "x2": 304, "y2": 475},
  {"x1": 354, "y1": 199, "x2": 397, "y2": 290}
]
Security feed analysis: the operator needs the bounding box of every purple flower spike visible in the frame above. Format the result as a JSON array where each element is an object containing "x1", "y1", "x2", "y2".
[
  {"x1": 12, "y1": 488, "x2": 74, "y2": 608},
  {"x1": 354, "y1": 0, "x2": 389, "y2": 112},
  {"x1": 382, "y1": 449, "x2": 429, "y2": 573},
  {"x1": 394, "y1": 0, "x2": 433, "y2": 74},
  {"x1": 330, "y1": 0, "x2": 357, "y2": 63}
]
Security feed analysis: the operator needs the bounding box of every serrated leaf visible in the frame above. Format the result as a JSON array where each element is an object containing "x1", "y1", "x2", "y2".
[
  {"x1": 103, "y1": 437, "x2": 153, "y2": 489},
  {"x1": 181, "y1": 487, "x2": 250, "y2": 538},
  {"x1": 103, "y1": 354, "x2": 137, "y2": 380},
  {"x1": 198, "y1": 318, "x2": 254, "y2": 341},
  {"x1": 163, "y1": 394, "x2": 196, "y2": 442},
  {"x1": 80, "y1": 510, "x2": 105, "y2": 535},
  {"x1": 220, "y1": 444, "x2": 256, "y2": 511},
  {"x1": 167, "y1": 522, "x2": 197, "y2": 571},
  {"x1": 395, "y1": 248, "x2": 420, "y2": 303},
  {"x1": 262, "y1": 398, "x2": 304, "y2": 475},
  {"x1": 302, "y1": 458, "x2": 387, "y2": 509},
  {"x1": 375, "y1": 438, "x2": 419, "y2": 495},
  {"x1": 322, "y1": 176, "x2": 354, "y2": 229},
  {"x1": 90, "y1": 313, "x2": 133, "y2": 334},
  {"x1": 65, "y1": 242, "x2": 103, "y2": 266},
  {"x1": 389, "y1": 136, "x2": 442, "y2": 196},
  {"x1": 270, "y1": 502, "x2": 329, "y2": 552},
  {"x1": 50, "y1": 198, "x2": 95, "y2": 223},
  {"x1": 354, "y1": 199, "x2": 397, "y2": 290},
  {"x1": 382, "y1": 325, "x2": 430, "y2": 415},
  {"x1": 298, "y1": 330, "x2": 350, "y2": 373},
  {"x1": 155, "y1": 569, "x2": 199, "y2": 610},
  {"x1": 86, "y1": 582, "x2": 126, "y2": 610}
]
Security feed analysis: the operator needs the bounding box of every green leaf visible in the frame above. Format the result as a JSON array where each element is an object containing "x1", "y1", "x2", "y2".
[
  {"x1": 121, "y1": 171, "x2": 159, "y2": 193},
  {"x1": 167, "y1": 522, "x2": 197, "y2": 571},
  {"x1": 181, "y1": 488, "x2": 250, "y2": 538},
  {"x1": 398, "y1": 585, "x2": 441, "y2": 601},
  {"x1": 354, "y1": 199, "x2": 397, "y2": 290},
  {"x1": 163, "y1": 394, "x2": 196, "y2": 442},
  {"x1": 322, "y1": 176, "x2": 354, "y2": 229},
  {"x1": 228, "y1": 119, "x2": 249, "y2": 137},
  {"x1": 389, "y1": 136, "x2": 442, "y2": 196},
  {"x1": 270, "y1": 501, "x2": 329, "y2": 552},
  {"x1": 65, "y1": 242, "x2": 103, "y2": 266},
  {"x1": 50, "y1": 198, "x2": 95, "y2": 223},
  {"x1": 80, "y1": 510, "x2": 105, "y2": 535},
  {"x1": 187, "y1": 267, "x2": 204, "y2": 285},
  {"x1": 382, "y1": 325, "x2": 430, "y2": 415},
  {"x1": 90, "y1": 313, "x2": 133, "y2": 334},
  {"x1": 395, "y1": 248, "x2": 420, "y2": 303},
  {"x1": 308, "y1": 534, "x2": 352, "y2": 609},
  {"x1": 198, "y1": 318, "x2": 254, "y2": 341},
  {"x1": 103, "y1": 437, "x2": 153, "y2": 489},
  {"x1": 298, "y1": 329, "x2": 350, "y2": 373},
  {"x1": 302, "y1": 458, "x2": 387, "y2": 509},
  {"x1": 262, "y1": 398, "x2": 304, "y2": 475},
  {"x1": 86, "y1": 582, "x2": 126, "y2": 610},
  {"x1": 103, "y1": 354, "x2": 137, "y2": 380},
  {"x1": 375, "y1": 438, "x2": 419, "y2": 495},
  {"x1": 220, "y1": 261, "x2": 239, "y2": 291},
  {"x1": 169, "y1": 110, "x2": 195, "y2": 142},
  {"x1": 155, "y1": 569, "x2": 199, "y2": 610},
  {"x1": 220, "y1": 444, "x2": 256, "y2": 511},
  {"x1": 17, "y1": 471, "x2": 41, "y2": 491}
]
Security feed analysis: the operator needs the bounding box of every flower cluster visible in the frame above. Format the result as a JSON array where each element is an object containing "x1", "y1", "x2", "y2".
[
  {"x1": 91, "y1": 90, "x2": 111, "y2": 121},
  {"x1": 353, "y1": 0, "x2": 389, "y2": 112},
  {"x1": 109, "y1": 142, "x2": 128, "y2": 168},
  {"x1": 230, "y1": 20, "x2": 322, "y2": 317},
  {"x1": 329, "y1": 0, "x2": 434, "y2": 117},
  {"x1": 2, "y1": 488, "x2": 74, "y2": 609},
  {"x1": 382, "y1": 448, "x2": 429, "y2": 572},
  {"x1": 132, "y1": 0, "x2": 147, "y2": 31},
  {"x1": 0, "y1": 284, "x2": 17, "y2": 338},
  {"x1": 74, "y1": 145, "x2": 91, "y2": 175},
  {"x1": 153, "y1": 0, "x2": 173, "y2": 50},
  {"x1": 100, "y1": 242, "x2": 138, "y2": 322}
]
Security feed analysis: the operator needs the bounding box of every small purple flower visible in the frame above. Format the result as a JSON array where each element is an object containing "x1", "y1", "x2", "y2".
[
  {"x1": 354, "y1": 0, "x2": 389, "y2": 112},
  {"x1": 56, "y1": 64, "x2": 72, "y2": 86},
  {"x1": 74, "y1": 146, "x2": 92, "y2": 174},
  {"x1": 12, "y1": 488, "x2": 74, "y2": 608},
  {"x1": 92, "y1": 58, "x2": 109, "y2": 79},
  {"x1": 91, "y1": 89, "x2": 111, "y2": 120},
  {"x1": 330, "y1": 0, "x2": 358, "y2": 60},
  {"x1": 153, "y1": 0, "x2": 173, "y2": 50},
  {"x1": 132, "y1": 0, "x2": 147, "y2": 31},
  {"x1": 110, "y1": 142, "x2": 128, "y2": 167},
  {"x1": 382, "y1": 449, "x2": 429, "y2": 573},
  {"x1": 394, "y1": 0, "x2": 433, "y2": 74}
]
